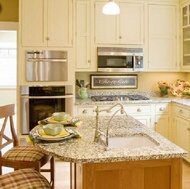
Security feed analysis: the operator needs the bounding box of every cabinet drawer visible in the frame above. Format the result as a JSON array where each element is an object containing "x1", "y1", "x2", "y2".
[
  {"x1": 77, "y1": 107, "x2": 94, "y2": 116},
  {"x1": 124, "y1": 105, "x2": 151, "y2": 115},
  {"x1": 173, "y1": 105, "x2": 190, "y2": 119},
  {"x1": 155, "y1": 104, "x2": 170, "y2": 114}
]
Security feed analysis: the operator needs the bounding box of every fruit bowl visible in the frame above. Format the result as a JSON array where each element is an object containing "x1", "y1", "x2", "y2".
[
  {"x1": 52, "y1": 112, "x2": 70, "y2": 121},
  {"x1": 43, "y1": 124, "x2": 63, "y2": 136}
]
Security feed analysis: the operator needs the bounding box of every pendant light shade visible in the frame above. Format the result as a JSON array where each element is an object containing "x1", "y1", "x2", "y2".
[{"x1": 102, "y1": 0, "x2": 120, "y2": 15}]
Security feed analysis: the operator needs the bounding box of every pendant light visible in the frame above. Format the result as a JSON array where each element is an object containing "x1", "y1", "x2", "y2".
[{"x1": 102, "y1": 0, "x2": 120, "y2": 15}]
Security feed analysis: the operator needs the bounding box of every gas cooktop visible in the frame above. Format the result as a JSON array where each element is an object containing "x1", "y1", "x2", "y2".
[{"x1": 91, "y1": 95, "x2": 150, "y2": 101}]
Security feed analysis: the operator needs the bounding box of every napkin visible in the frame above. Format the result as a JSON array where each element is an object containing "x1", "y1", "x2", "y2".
[{"x1": 38, "y1": 117, "x2": 83, "y2": 127}]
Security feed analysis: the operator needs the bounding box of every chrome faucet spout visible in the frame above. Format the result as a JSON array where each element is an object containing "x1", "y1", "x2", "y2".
[{"x1": 94, "y1": 103, "x2": 126, "y2": 147}]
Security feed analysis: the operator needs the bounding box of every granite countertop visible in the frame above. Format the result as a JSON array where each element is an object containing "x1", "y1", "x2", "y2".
[
  {"x1": 32, "y1": 115, "x2": 187, "y2": 164},
  {"x1": 75, "y1": 95, "x2": 190, "y2": 108}
]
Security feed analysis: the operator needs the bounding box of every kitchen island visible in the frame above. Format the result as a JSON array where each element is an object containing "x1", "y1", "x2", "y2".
[{"x1": 32, "y1": 115, "x2": 187, "y2": 189}]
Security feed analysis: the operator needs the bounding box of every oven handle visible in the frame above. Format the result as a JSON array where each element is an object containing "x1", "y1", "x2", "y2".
[
  {"x1": 21, "y1": 95, "x2": 73, "y2": 99},
  {"x1": 27, "y1": 58, "x2": 67, "y2": 63}
]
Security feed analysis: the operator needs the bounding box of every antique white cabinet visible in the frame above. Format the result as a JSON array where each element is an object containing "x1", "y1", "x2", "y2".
[
  {"x1": 75, "y1": 0, "x2": 92, "y2": 70},
  {"x1": 147, "y1": 4, "x2": 178, "y2": 71},
  {"x1": 180, "y1": 1, "x2": 190, "y2": 70},
  {"x1": 75, "y1": 104, "x2": 152, "y2": 128},
  {"x1": 20, "y1": 0, "x2": 73, "y2": 47},
  {"x1": 154, "y1": 103, "x2": 171, "y2": 140},
  {"x1": 94, "y1": 2, "x2": 144, "y2": 45},
  {"x1": 173, "y1": 104, "x2": 190, "y2": 161}
]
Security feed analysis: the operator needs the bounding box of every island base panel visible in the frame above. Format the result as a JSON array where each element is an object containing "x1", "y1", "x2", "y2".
[{"x1": 73, "y1": 158, "x2": 182, "y2": 189}]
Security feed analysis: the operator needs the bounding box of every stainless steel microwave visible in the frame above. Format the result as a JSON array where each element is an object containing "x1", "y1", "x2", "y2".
[{"x1": 97, "y1": 47, "x2": 143, "y2": 72}]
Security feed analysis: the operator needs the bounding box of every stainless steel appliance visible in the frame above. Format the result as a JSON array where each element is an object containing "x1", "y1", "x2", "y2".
[
  {"x1": 20, "y1": 85, "x2": 73, "y2": 134},
  {"x1": 26, "y1": 50, "x2": 68, "y2": 81},
  {"x1": 91, "y1": 94, "x2": 149, "y2": 101},
  {"x1": 97, "y1": 47, "x2": 143, "y2": 72}
]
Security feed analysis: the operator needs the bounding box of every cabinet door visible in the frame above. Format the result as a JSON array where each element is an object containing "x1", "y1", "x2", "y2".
[
  {"x1": 20, "y1": 0, "x2": 47, "y2": 46},
  {"x1": 76, "y1": 1, "x2": 91, "y2": 70},
  {"x1": 148, "y1": 5, "x2": 177, "y2": 70},
  {"x1": 181, "y1": 2, "x2": 190, "y2": 69},
  {"x1": 173, "y1": 116, "x2": 190, "y2": 153},
  {"x1": 48, "y1": 0, "x2": 73, "y2": 47},
  {"x1": 119, "y1": 3, "x2": 144, "y2": 44},
  {"x1": 94, "y1": 2, "x2": 118, "y2": 44},
  {"x1": 155, "y1": 114, "x2": 170, "y2": 139}
]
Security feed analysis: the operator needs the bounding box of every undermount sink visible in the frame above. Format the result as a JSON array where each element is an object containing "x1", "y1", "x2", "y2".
[{"x1": 108, "y1": 136, "x2": 159, "y2": 149}]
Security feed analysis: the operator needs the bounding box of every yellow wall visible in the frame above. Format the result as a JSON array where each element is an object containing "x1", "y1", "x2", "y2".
[
  {"x1": 0, "y1": 89, "x2": 16, "y2": 106},
  {"x1": 76, "y1": 72, "x2": 189, "y2": 92},
  {"x1": 0, "y1": 0, "x2": 19, "y2": 22}
]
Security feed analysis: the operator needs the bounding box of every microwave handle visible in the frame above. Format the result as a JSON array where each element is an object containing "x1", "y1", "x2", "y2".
[{"x1": 133, "y1": 54, "x2": 136, "y2": 71}]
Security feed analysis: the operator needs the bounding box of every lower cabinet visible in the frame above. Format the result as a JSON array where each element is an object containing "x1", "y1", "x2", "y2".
[
  {"x1": 73, "y1": 158, "x2": 182, "y2": 189},
  {"x1": 173, "y1": 104, "x2": 190, "y2": 161},
  {"x1": 154, "y1": 103, "x2": 171, "y2": 140},
  {"x1": 155, "y1": 114, "x2": 170, "y2": 139},
  {"x1": 75, "y1": 104, "x2": 153, "y2": 128}
]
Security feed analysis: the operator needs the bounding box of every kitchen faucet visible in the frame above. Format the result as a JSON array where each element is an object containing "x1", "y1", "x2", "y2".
[{"x1": 94, "y1": 103, "x2": 127, "y2": 149}]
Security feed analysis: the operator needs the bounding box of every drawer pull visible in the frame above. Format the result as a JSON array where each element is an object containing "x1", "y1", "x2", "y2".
[
  {"x1": 179, "y1": 110, "x2": 183, "y2": 114},
  {"x1": 137, "y1": 108, "x2": 142, "y2": 112},
  {"x1": 159, "y1": 107, "x2": 165, "y2": 111},
  {"x1": 82, "y1": 110, "x2": 87, "y2": 114}
]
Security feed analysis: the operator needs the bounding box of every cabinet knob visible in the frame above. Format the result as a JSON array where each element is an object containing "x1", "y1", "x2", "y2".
[
  {"x1": 159, "y1": 107, "x2": 165, "y2": 111},
  {"x1": 179, "y1": 110, "x2": 183, "y2": 114},
  {"x1": 119, "y1": 36, "x2": 122, "y2": 39},
  {"x1": 137, "y1": 108, "x2": 142, "y2": 112},
  {"x1": 82, "y1": 110, "x2": 87, "y2": 114},
  {"x1": 88, "y1": 60, "x2": 91, "y2": 63},
  {"x1": 46, "y1": 37, "x2": 50, "y2": 41}
]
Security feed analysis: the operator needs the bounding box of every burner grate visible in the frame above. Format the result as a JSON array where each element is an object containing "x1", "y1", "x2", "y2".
[{"x1": 91, "y1": 95, "x2": 149, "y2": 101}]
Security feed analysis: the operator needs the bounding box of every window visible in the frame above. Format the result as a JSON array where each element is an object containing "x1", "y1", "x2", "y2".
[{"x1": 0, "y1": 31, "x2": 17, "y2": 87}]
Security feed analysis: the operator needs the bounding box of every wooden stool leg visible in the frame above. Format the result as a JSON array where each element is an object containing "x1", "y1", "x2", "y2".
[{"x1": 50, "y1": 157, "x2": 55, "y2": 189}]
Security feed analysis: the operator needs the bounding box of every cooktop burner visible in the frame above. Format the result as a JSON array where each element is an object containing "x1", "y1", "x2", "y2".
[{"x1": 91, "y1": 95, "x2": 150, "y2": 101}]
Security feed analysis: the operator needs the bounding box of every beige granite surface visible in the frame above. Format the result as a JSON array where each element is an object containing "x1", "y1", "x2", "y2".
[
  {"x1": 75, "y1": 95, "x2": 190, "y2": 107},
  {"x1": 31, "y1": 115, "x2": 187, "y2": 164}
]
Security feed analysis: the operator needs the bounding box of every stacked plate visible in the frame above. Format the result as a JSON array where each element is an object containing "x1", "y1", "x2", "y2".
[{"x1": 35, "y1": 127, "x2": 79, "y2": 141}]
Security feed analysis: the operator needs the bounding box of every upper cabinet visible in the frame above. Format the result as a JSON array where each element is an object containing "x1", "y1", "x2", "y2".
[
  {"x1": 75, "y1": 0, "x2": 93, "y2": 70},
  {"x1": 181, "y1": 1, "x2": 190, "y2": 70},
  {"x1": 20, "y1": 0, "x2": 73, "y2": 47},
  {"x1": 94, "y1": 2, "x2": 144, "y2": 45},
  {"x1": 147, "y1": 4, "x2": 178, "y2": 71}
]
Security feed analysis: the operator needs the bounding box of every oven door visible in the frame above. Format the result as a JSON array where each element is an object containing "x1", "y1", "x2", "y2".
[{"x1": 21, "y1": 95, "x2": 73, "y2": 135}]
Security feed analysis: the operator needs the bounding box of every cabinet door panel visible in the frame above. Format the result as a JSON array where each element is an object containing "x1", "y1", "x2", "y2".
[
  {"x1": 48, "y1": 0, "x2": 72, "y2": 46},
  {"x1": 119, "y1": 3, "x2": 143, "y2": 44},
  {"x1": 21, "y1": 0, "x2": 47, "y2": 46},
  {"x1": 174, "y1": 117, "x2": 190, "y2": 152},
  {"x1": 76, "y1": 1, "x2": 91, "y2": 69},
  {"x1": 148, "y1": 5, "x2": 177, "y2": 70},
  {"x1": 155, "y1": 114, "x2": 170, "y2": 139},
  {"x1": 94, "y1": 2, "x2": 118, "y2": 44}
]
